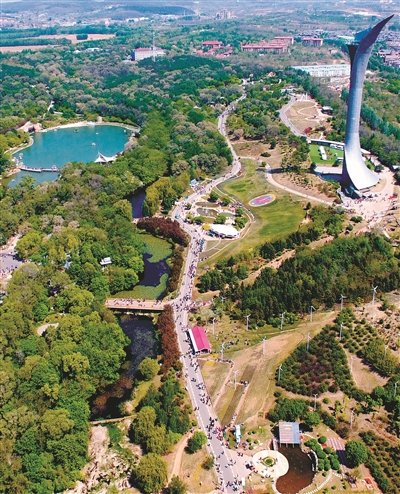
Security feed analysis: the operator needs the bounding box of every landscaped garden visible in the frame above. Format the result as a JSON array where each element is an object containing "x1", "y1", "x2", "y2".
[{"x1": 309, "y1": 144, "x2": 344, "y2": 166}]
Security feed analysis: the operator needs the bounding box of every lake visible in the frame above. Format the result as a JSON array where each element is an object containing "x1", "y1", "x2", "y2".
[{"x1": 7, "y1": 124, "x2": 129, "y2": 187}]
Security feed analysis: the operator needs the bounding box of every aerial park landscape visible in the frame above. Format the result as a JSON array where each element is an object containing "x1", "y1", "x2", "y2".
[{"x1": 0, "y1": 2, "x2": 400, "y2": 494}]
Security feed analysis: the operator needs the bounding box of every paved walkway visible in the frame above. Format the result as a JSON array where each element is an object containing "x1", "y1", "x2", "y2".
[
  {"x1": 105, "y1": 298, "x2": 165, "y2": 311},
  {"x1": 169, "y1": 93, "x2": 247, "y2": 493},
  {"x1": 265, "y1": 164, "x2": 333, "y2": 206},
  {"x1": 253, "y1": 450, "x2": 289, "y2": 479}
]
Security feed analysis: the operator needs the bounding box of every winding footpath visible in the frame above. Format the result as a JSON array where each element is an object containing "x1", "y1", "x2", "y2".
[
  {"x1": 170, "y1": 94, "x2": 245, "y2": 492},
  {"x1": 265, "y1": 164, "x2": 333, "y2": 207}
]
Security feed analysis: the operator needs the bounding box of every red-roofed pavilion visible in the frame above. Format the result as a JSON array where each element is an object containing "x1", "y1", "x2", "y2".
[{"x1": 188, "y1": 326, "x2": 212, "y2": 353}]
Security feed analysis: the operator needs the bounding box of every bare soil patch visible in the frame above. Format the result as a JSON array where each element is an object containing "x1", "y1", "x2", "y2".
[
  {"x1": 285, "y1": 99, "x2": 331, "y2": 135},
  {"x1": 180, "y1": 448, "x2": 218, "y2": 493},
  {"x1": 345, "y1": 350, "x2": 388, "y2": 393}
]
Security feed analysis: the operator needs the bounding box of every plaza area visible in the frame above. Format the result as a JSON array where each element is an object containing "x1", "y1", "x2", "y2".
[{"x1": 252, "y1": 450, "x2": 289, "y2": 479}]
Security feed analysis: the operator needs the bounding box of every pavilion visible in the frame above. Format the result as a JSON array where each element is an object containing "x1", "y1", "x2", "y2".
[{"x1": 188, "y1": 326, "x2": 212, "y2": 353}]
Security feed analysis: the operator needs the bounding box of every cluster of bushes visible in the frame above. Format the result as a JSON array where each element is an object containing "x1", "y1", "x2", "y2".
[
  {"x1": 157, "y1": 305, "x2": 181, "y2": 373},
  {"x1": 143, "y1": 173, "x2": 190, "y2": 216},
  {"x1": 336, "y1": 309, "x2": 399, "y2": 377},
  {"x1": 137, "y1": 218, "x2": 188, "y2": 247},
  {"x1": 166, "y1": 246, "x2": 185, "y2": 294},
  {"x1": 131, "y1": 372, "x2": 191, "y2": 454},
  {"x1": 268, "y1": 396, "x2": 309, "y2": 423},
  {"x1": 361, "y1": 431, "x2": 400, "y2": 493},
  {"x1": 197, "y1": 259, "x2": 249, "y2": 292},
  {"x1": 277, "y1": 326, "x2": 359, "y2": 397},
  {"x1": 130, "y1": 371, "x2": 191, "y2": 493},
  {"x1": 362, "y1": 339, "x2": 399, "y2": 377},
  {"x1": 305, "y1": 439, "x2": 341, "y2": 472},
  {"x1": 187, "y1": 431, "x2": 207, "y2": 454}
]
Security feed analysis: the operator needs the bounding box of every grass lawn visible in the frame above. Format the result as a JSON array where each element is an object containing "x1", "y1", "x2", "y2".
[
  {"x1": 200, "y1": 311, "x2": 337, "y2": 426},
  {"x1": 309, "y1": 144, "x2": 343, "y2": 165},
  {"x1": 205, "y1": 159, "x2": 305, "y2": 263}
]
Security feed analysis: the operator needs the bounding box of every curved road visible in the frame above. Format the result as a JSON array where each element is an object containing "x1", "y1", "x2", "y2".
[
  {"x1": 171, "y1": 94, "x2": 245, "y2": 492},
  {"x1": 279, "y1": 95, "x2": 306, "y2": 138}
]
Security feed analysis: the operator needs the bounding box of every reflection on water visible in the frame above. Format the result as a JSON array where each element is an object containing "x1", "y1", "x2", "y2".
[
  {"x1": 91, "y1": 316, "x2": 157, "y2": 419},
  {"x1": 276, "y1": 445, "x2": 314, "y2": 494},
  {"x1": 129, "y1": 189, "x2": 146, "y2": 218},
  {"x1": 138, "y1": 253, "x2": 170, "y2": 292}
]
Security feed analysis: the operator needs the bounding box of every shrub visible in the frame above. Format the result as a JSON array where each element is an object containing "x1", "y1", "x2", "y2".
[
  {"x1": 318, "y1": 436, "x2": 327, "y2": 444},
  {"x1": 187, "y1": 431, "x2": 207, "y2": 454}
]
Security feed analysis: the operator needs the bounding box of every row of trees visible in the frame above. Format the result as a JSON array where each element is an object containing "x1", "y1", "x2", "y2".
[{"x1": 137, "y1": 217, "x2": 189, "y2": 247}]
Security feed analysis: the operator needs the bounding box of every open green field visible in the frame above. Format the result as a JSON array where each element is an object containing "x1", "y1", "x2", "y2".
[
  {"x1": 309, "y1": 144, "x2": 343, "y2": 165},
  {"x1": 204, "y1": 160, "x2": 305, "y2": 262}
]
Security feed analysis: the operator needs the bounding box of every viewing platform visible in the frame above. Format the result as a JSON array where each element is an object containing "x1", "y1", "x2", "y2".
[
  {"x1": 19, "y1": 165, "x2": 59, "y2": 173},
  {"x1": 105, "y1": 298, "x2": 166, "y2": 311}
]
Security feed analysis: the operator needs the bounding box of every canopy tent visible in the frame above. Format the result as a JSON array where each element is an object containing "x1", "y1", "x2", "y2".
[{"x1": 188, "y1": 326, "x2": 212, "y2": 353}]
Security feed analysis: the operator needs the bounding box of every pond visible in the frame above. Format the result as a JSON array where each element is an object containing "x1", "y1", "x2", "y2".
[
  {"x1": 115, "y1": 234, "x2": 172, "y2": 300},
  {"x1": 276, "y1": 445, "x2": 314, "y2": 494},
  {"x1": 129, "y1": 189, "x2": 146, "y2": 219},
  {"x1": 6, "y1": 124, "x2": 129, "y2": 187},
  {"x1": 91, "y1": 315, "x2": 157, "y2": 419},
  {"x1": 319, "y1": 173, "x2": 341, "y2": 183}
]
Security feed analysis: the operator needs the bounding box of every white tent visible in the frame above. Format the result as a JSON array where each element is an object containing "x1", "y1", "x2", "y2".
[{"x1": 210, "y1": 224, "x2": 239, "y2": 238}]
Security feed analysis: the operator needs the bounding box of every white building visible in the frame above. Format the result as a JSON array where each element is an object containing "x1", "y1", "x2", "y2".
[
  {"x1": 133, "y1": 47, "x2": 165, "y2": 61},
  {"x1": 292, "y1": 64, "x2": 350, "y2": 77},
  {"x1": 210, "y1": 224, "x2": 240, "y2": 238}
]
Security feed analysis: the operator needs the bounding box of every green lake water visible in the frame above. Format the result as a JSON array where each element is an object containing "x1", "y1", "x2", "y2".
[{"x1": 7, "y1": 124, "x2": 129, "y2": 187}]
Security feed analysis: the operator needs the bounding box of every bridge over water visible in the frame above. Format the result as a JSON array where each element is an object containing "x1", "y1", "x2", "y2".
[{"x1": 105, "y1": 298, "x2": 166, "y2": 311}]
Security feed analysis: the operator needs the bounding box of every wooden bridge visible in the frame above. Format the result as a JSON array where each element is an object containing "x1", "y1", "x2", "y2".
[{"x1": 105, "y1": 298, "x2": 166, "y2": 311}]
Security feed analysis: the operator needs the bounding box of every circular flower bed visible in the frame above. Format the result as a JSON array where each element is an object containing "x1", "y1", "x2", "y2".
[
  {"x1": 263, "y1": 457, "x2": 275, "y2": 467},
  {"x1": 249, "y1": 194, "x2": 276, "y2": 207}
]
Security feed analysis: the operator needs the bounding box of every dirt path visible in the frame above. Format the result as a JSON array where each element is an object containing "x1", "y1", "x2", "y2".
[{"x1": 170, "y1": 433, "x2": 189, "y2": 480}]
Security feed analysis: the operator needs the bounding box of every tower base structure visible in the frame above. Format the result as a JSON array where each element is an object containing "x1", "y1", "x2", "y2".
[{"x1": 340, "y1": 15, "x2": 394, "y2": 195}]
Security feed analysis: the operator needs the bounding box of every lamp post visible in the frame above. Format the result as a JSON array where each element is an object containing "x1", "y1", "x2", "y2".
[
  {"x1": 310, "y1": 305, "x2": 316, "y2": 322},
  {"x1": 372, "y1": 285, "x2": 378, "y2": 304},
  {"x1": 350, "y1": 409, "x2": 354, "y2": 429},
  {"x1": 314, "y1": 394, "x2": 318, "y2": 411},
  {"x1": 278, "y1": 364, "x2": 283, "y2": 382},
  {"x1": 280, "y1": 312, "x2": 285, "y2": 332},
  {"x1": 340, "y1": 323, "x2": 343, "y2": 341},
  {"x1": 394, "y1": 381, "x2": 398, "y2": 398},
  {"x1": 262, "y1": 337, "x2": 266, "y2": 356},
  {"x1": 245, "y1": 314, "x2": 251, "y2": 332},
  {"x1": 212, "y1": 317, "x2": 216, "y2": 336},
  {"x1": 340, "y1": 294, "x2": 347, "y2": 311}
]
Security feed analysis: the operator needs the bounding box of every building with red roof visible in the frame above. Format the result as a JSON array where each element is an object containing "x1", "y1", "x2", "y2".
[
  {"x1": 202, "y1": 41, "x2": 223, "y2": 49},
  {"x1": 188, "y1": 326, "x2": 212, "y2": 353}
]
